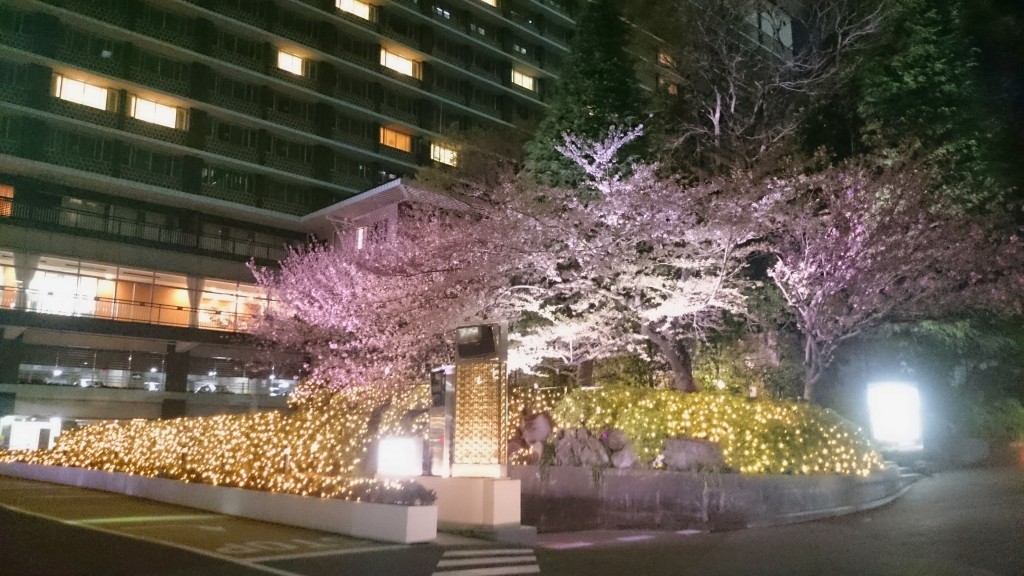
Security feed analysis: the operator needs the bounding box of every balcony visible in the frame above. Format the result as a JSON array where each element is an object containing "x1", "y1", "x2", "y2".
[
  {"x1": 264, "y1": 156, "x2": 315, "y2": 178},
  {"x1": 265, "y1": 109, "x2": 316, "y2": 133},
  {"x1": 210, "y1": 46, "x2": 265, "y2": 74},
  {"x1": 0, "y1": 197, "x2": 287, "y2": 262},
  {"x1": 49, "y1": 98, "x2": 119, "y2": 128},
  {"x1": 1, "y1": 287, "x2": 259, "y2": 333},
  {"x1": 126, "y1": 67, "x2": 190, "y2": 98},
  {"x1": 203, "y1": 137, "x2": 261, "y2": 163},
  {"x1": 199, "y1": 183, "x2": 260, "y2": 208},
  {"x1": 123, "y1": 117, "x2": 188, "y2": 146},
  {"x1": 43, "y1": 148, "x2": 115, "y2": 176},
  {"x1": 208, "y1": 92, "x2": 262, "y2": 118},
  {"x1": 120, "y1": 165, "x2": 183, "y2": 191}
]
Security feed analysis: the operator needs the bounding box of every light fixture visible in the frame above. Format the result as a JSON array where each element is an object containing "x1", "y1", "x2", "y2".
[
  {"x1": 376, "y1": 436, "x2": 423, "y2": 477},
  {"x1": 867, "y1": 381, "x2": 923, "y2": 452}
]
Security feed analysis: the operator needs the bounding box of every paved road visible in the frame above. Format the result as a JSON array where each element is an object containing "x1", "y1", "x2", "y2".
[
  {"x1": 536, "y1": 467, "x2": 1024, "y2": 576},
  {"x1": 1, "y1": 467, "x2": 1021, "y2": 576}
]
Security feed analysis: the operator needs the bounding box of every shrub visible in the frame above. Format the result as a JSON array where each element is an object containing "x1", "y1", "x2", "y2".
[{"x1": 552, "y1": 387, "x2": 883, "y2": 475}]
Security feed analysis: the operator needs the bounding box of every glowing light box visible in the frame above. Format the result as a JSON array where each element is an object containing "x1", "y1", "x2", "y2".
[{"x1": 867, "y1": 381, "x2": 923, "y2": 452}]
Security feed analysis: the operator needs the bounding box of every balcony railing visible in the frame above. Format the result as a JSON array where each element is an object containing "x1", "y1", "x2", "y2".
[
  {"x1": 1, "y1": 287, "x2": 261, "y2": 333},
  {"x1": 0, "y1": 198, "x2": 288, "y2": 262}
]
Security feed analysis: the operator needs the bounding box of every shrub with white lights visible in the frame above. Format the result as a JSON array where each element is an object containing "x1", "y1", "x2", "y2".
[
  {"x1": 553, "y1": 387, "x2": 883, "y2": 475},
  {"x1": 0, "y1": 386, "x2": 435, "y2": 505}
]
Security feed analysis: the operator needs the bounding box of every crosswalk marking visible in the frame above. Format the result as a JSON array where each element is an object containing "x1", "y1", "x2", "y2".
[
  {"x1": 433, "y1": 566, "x2": 540, "y2": 576},
  {"x1": 433, "y1": 548, "x2": 541, "y2": 576},
  {"x1": 444, "y1": 549, "x2": 536, "y2": 558},
  {"x1": 438, "y1": 556, "x2": 538, "y2": 568}
]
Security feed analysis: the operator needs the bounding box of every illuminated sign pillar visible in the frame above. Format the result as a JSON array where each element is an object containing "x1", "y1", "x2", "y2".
[{"x1": 450, "y1": 322, "x2": 508, "y2": 478}]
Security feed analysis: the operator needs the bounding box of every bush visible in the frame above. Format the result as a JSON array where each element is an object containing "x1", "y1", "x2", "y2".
[
  {"x1": 0, "y1": 387, "x2": 436, "y2": 506},
  {"x1": 552, "y1": 387, "x2": 882, "y2": 475}
]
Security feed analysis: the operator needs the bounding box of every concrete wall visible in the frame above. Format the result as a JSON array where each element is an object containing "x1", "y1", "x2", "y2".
[
  {"x1": 416, "y1": 476, "x2": 521, "y2": 529},
  {"x1": 0, "y1": 384, "x2": 288, "y2": 420},
  {"x1": 510, "y1": 465, "x2": 903, "y2": 533}
]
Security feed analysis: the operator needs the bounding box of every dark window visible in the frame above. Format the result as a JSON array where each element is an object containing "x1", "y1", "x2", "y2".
[
  {"x1": 51, "y1": 131, "x2": 115, "y2": 162},
  {"x1": 129, "y1": 148, "x2": 178, "y2": 175},
  {"x1": 201, "y1": 166, "x2": 253, "y2": 192},
  {"x1": 214, "y1": 76, "x2": 259, "y2": 103}
]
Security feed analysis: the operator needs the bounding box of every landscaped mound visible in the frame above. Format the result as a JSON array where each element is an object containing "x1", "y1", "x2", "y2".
[
  {"x1": 553, "y1": 387, "x2": 884, "y2": 476},
  {"x1": 0, "y1": 387, "x2": 435, "y2": 505}
]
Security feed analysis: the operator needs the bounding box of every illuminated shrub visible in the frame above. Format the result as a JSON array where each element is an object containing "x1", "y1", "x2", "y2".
[
  {"x1": 0, "y1": 386, "x2": 435, "y2": 505},
  {"x1": 552, "y1": 387, "x2": 883, "y2": 476}
]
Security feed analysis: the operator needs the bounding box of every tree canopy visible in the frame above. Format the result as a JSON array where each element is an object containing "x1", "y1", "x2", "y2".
[{"x1": 523, "y1": 0, "x2": 649, "y2": 185}]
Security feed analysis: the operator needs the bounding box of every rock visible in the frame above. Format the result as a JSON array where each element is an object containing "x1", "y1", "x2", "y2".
[
  {"x1": 661, "y1": 438, "x2": 725, "y2": 472},
  {"x1": 611, "y1": 445, "x2": 638, "y2": 469},
  {"x1": 600, "y1": 428, "x2": 629, "y2": 452},
  {"x1": 522, "y1": 412, "x2": 554, "y2": 456},
  {"x1": 554, "y1": 429, "x2": 610, "y2": 467}
]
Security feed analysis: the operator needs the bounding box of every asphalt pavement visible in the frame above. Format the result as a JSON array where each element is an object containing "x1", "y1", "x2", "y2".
[{"x1": 1, "y1": 466, "x2": 1021, "y2": 576}]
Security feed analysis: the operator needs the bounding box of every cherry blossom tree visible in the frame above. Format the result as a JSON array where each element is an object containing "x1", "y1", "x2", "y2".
[
  {"x1": 765, "y1": 158, "x2": 1024, "y2": 401},
  {"x1": 251, "y1": 128, "x2": 781, "y2": 395},
  {"x1": 507, "y1": 127, "x2": 781, "y2": 391}
]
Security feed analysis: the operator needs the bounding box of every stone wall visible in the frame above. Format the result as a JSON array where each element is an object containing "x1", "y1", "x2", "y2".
[{"x1": 510, "y1": 465, "x2": 903, "y2": 532}]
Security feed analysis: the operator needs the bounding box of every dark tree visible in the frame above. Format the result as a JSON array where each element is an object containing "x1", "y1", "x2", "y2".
[{"x1": 524, "y1": 0, "x2": 649, "y2": 186}]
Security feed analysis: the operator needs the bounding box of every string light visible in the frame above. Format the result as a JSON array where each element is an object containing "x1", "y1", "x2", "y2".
[
  {"x1": 551, "y1": 387, "x2": 883, "y2": 476},
  {"x1": 0, "y1": 385, "x2": 435, "y2": 505}
]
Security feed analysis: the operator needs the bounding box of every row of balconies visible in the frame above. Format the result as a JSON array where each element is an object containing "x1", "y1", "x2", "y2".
[
  {"x1": 0, "y1": 193, "x2": 291, "y2": 263},
  {"x1": 29, "y1": 0, "x2": 556, "y2": 110},
  {"x1": 0, "y1": 111, "x2": 381, "y2": 215},
  {"x1": 0, "y1": 13, "x2": 537, "y2": 138},
  {"x1": 0, "y1": 58, "x2": 461, "y2": 185}
]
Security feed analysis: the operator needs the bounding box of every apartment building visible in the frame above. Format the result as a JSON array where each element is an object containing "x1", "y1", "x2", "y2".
[{"x1": 0, "y1": 0, "x2": 577, "y2": 416}]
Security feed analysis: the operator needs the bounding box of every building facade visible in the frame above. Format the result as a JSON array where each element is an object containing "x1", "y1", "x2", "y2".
[{"x1": 0, "y1": 0, "x2": 577, "y2": 416}]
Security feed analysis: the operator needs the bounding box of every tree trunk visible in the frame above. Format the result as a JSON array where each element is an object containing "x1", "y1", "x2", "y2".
[
  {"x1": 802, "y1": 335, "x2": 823, "y2": 403},
  {"x1": 643, "y1": 325, "x2": 698, "y2": 393},
  {"x1": 576, "y1": 359, "x2": 594, "y2": 388}
]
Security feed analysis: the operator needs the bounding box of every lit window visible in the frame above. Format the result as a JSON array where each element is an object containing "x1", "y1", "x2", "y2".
[
  {"x1": 379, "y1": 127, "x2": 412, "y2": 152},
  {"x1": 433, "y1": 6, "x2": 451, "y2": 19},
  {"x1": 52, "y1": 75, "x2": 109, "y2": 110},
  {"x1": 0, "y1": 184, "x2": 12, "y2": 218},
  {"x1": 129, "y1": 96, "x2": 181, "y2": 129},
  {"x1": 470, "y1": 23, "x2": 486, "y2": 37},
  {"x1": 430, "y1": 143, "x2": 457, "y2": 166},
  {"x1": 657, "y1": 51, "x2": 676, "y2": 67},
  {"x1": 511, "y1": 69, "x2": 535, "y2": 91},
  {"x1": 380, "y1": 48, "x2": 420, "y2": 79},
  {"x1": 277, "y1": 50, "x2": 305, "y2": 76},
  {"x1": 356, "y1": 226, "x2": 366, "y2": 250},
  {"x1": 336, "y1": 0, "x2": 372, "y2": 20},
  {"x1": 478, "y1": 0, "x2": 497, "y2": 6}
]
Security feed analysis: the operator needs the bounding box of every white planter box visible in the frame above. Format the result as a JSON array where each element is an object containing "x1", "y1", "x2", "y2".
[{"x1": 0, "y1": 462, "x2": 436, "y2": 543}]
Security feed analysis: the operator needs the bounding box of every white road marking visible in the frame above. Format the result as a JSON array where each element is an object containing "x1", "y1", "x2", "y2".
[
  {"x1": 71, "y1": 514, "x2": 222, "y2": 525},
  {"x1": 433, "y1": 548, "x2": 542, "y2": 576},
  {"x1": 444, "y1": 549, "x2": 536, "y2": 557},
  {"x1": 432, "y1": 566, "x2": 541, "y2": 576},
  {"x1": 543, "y1": 541, "x2": 592, "y2": 550},
  {"x1": 616, "y1": 534, "x2": 654, "y2": 542},
  {"x1": 246, "y1": 544, "x2": 407, "y2": 563},
  {"x1": 438, "y1": 556, "x2": 537, "y2": 568}
]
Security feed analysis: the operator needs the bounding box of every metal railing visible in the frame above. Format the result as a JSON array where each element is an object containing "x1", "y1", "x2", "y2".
[
  {"x1": 1, "y1": 287, "x2": 263, "y2": 333},
  {"x1": 0, "y1": 198, "x2": 288, "y2": 262}
]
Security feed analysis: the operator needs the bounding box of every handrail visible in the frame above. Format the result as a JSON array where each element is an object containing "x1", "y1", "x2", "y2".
[{"x1": 1, "y1": 287, "x2": 263, "y2": 334}]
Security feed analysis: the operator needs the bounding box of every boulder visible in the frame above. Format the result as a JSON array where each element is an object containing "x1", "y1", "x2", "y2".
[
  {"x1": 661, "y1": 438, "x2": 725, "y2": 472},
  {"x1": 554, "y1": 429, "x2": 610, "y2": 467},
  {"x1": 600, "y1": 428, "x2": 630, "y2": 452},
  {"x1": 610, "y1": 445, "x2": 638, "y2": 469}
]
